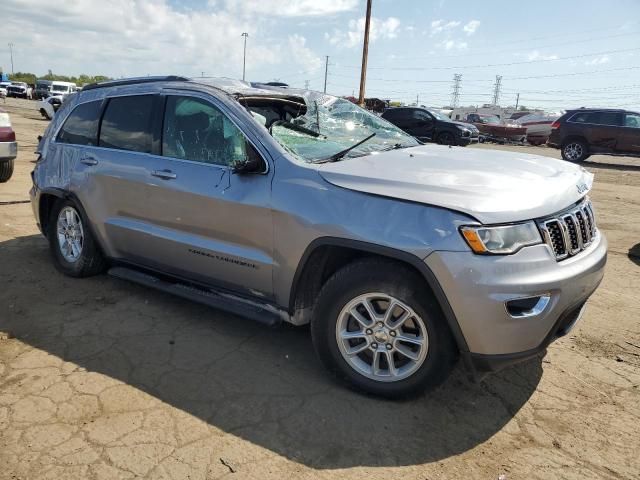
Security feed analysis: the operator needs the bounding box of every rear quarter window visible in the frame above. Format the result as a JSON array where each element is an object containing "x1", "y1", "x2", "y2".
[
  {"x1": 99, "y1": 95, "x2": 154, "y2": 153},
  {"x1": 56, "y1": 100, "x2": 102, "y2": 146}
]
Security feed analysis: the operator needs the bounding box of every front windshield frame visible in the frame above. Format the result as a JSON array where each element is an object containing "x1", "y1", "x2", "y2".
[{"x1": 265, "y1": 93, "x2": 419, "y2": 163}]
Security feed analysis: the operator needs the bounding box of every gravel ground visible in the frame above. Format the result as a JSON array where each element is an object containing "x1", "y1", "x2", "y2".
[{"x1": 0, "y1": 97, "x2": 639, "y2": 480}]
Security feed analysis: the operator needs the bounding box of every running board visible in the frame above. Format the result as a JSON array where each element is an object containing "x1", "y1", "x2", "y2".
[{"x1": 108, "y1": 266, "x2": 284, "y2": 327}]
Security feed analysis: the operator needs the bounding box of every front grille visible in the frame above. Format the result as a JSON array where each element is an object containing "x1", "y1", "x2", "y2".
[{"x1": 537, "y1": 199, "x2": 597, "y2": 261}]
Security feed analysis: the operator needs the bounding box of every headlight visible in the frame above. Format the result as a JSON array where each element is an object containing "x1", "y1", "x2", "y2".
[
  {"x1": 460, "y1": 222, "x2": 542, "y2": 254},
  {"x1": 456, "y1": 125, "x2": 471, "y2": 136}
]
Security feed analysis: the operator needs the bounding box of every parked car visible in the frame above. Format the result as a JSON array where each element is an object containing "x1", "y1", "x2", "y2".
[
  {"x1": 34, "y1": 80, "x2": 53, "y2": 100},
  {"x1": 49, "y1": 81, "x2": 77, "y2": 99},
  {"x1": 37, "y1": 95, "x2": 64, "y2": 120},
  {"x1": 547, "y1": 108, "x2": 640, "y2": 162},
  {"x1": 381, "y1": 107, "x2": 479, "y2": 146},
  {"x1": 30, "y1": 76, "x2": 606, "y2": 397},
  {"x1": 0, "y1": 108, "x2": 17, "y2": 182},
  {"x1": 7, "y1": 82, "x2": 33, "y2": 99},
  {"x1": 464, "y1": 113, "x2": 527, "y2": 143}
]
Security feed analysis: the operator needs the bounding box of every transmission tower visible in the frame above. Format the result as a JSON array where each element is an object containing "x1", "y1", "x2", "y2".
[
  {"x1": 451, "y1": 74, "x2": 462, "y2": 108},
  {"x1": 492, "y1": 75, "x2": 503, "y2": 105}
]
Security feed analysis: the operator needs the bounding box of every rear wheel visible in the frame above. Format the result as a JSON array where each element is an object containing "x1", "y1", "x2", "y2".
[
  {"x1": 562, "y1": 139, "x2": 589, "y2": 162},
  {"x1": 311, "y1": 258, "x2": 456, "y2": 398},
  {"x1": 437, "y1": 131, "x2": 455, "y2": 146},
  {"x1": 0, "y1": 160, "x2": 14, "y2": 183},
  {"x1": 47, "y1": 198, "x2": 107, "y2": 277}
]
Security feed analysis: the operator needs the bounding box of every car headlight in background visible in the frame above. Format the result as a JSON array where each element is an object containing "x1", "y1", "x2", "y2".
[{"x1": 460, "y1": 222, "x2": 542, "y2": 254}]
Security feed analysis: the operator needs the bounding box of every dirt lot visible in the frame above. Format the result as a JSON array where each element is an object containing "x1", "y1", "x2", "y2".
[{"x1": 1, "y1": 97, "x2": 639, "y2": 480}]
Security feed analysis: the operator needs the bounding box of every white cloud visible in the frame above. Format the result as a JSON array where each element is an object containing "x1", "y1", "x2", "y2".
[
  {"x1": 526, "y1": 50, "x2": 559, "y2": 61},
  {"x1": 0, "y1": 0, "x2": 329, "y2": 79},
  {"x1": 327, "y1": 16, "x2": 401, "y2": 48},
  {"x1": 430, "y1": 20, "x2": 461, "y2": 36},
  {"x1": 439, "y1": 40, "x2": 468, "y2": 50},
  {"x1": 463, "y1": 20, "x2": 481, "y2": 35},
  {"x1": 223, "y1": 0, "x2": 359, "y2": 17},
  {"x1": 287, "y1": 34, "x2": 322, "y2": 73},
  {"x1": 584, "y1": 55, "x2": 610, "y2": 66}
]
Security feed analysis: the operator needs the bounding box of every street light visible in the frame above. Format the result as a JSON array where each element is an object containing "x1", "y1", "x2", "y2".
[{"x1": 241, "y1": 33, "x2": 249, "y2": 81}]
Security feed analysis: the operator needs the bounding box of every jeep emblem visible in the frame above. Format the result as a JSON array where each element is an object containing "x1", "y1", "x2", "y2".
[{"x1": 576, "y1": 183, "x2": 588, "y2": 194}]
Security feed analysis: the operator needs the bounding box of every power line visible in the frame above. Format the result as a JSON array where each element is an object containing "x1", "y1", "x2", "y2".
[{"x1": 335, "y1": 47, "x2": 640, "y2": 71}]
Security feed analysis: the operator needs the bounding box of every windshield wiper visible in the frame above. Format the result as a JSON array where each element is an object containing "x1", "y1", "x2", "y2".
[
  {"x1": 269, "y1": 120, "x2": 321, "y2": 138},
  {"x1": 314, "y1": 133, "x2": 377, "y2": 163}
]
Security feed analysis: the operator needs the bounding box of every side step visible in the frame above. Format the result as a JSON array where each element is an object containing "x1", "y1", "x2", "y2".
[{"x1": 108, "y1": 266, "x2": 284, "y2": 327}]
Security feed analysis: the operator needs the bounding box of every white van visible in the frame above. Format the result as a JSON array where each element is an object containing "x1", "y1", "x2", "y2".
[{"x1": 50, "y1": 81, "x2": 77, "y2": 98}]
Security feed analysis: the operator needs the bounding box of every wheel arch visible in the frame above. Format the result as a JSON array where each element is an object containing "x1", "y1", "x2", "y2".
[
  {"x1": 561, "y1": 135, "x2": 589, "y2": 148},
  {"x1": 288, "y1": 237, "x2": 470, "y2": 355}
]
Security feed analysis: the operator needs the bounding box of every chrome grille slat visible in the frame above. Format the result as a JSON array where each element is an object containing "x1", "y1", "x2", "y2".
[{"x1": 537, "y1": 199, "x2": 597, "y2": 261}]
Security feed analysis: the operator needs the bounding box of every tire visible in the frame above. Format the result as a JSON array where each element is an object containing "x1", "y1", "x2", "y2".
[
  {"x1": 311, "y1": 258, "x2": 457, "y2": 398},
  {"x1": 561, "y1": 139, "x2": 589, "y2": 162},
  {"x1": 0, "y1": 160, "x2": 14, "y2": 183},
  {"x1": 437, "y1": 131, "x2": 455, "y2": 146},
  {"x1": 47, "y1": 198, "x2": 107, "y2": 277}
]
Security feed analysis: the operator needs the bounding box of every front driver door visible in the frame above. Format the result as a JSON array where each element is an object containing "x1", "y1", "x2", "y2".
[
  {"x1": 408, "y1": 109, "x2": 435, "y2": 141},
  {"x1": 139, "y1": 93, "x2": 274, "y2": 299},
  {"x1": 618, "y1": 112, "x2": 640, "y2": 154}
]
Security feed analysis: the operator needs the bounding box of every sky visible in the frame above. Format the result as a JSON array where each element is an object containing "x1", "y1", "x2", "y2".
[{"x1": 2, "y1": 0, "x2": 640, "y2": 111}]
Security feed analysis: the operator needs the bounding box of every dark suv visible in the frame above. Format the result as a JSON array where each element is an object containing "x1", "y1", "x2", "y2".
[
  {"x1": 547, "y1": 108, "x2": 640, "y2": 162},
  {"x1": 382, "y1": 107, "x2": 479, "y2": 146}
]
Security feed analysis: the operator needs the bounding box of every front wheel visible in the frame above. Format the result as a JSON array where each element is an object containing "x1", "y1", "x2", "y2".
[
  {"x1": 437, "y1": 131, "x2": 455, "y2": 146},
  {"x1": 562, "y1": 139, "x2": 589, "y2": 162},
  {"x1": 311, "y1": 258, "x2": 457, "y2": 398},
  {"x1": 47, "y1": 199, "x2": 107, "y2": 277}
]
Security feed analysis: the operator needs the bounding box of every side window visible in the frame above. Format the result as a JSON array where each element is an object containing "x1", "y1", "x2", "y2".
[
  {"x1": 57, "y1": 100, "x2": 102, "y2": 146},
  {"x1": 597, "y1": 112, "x2": 621, "y2": 126},
  {"x1": 625, "y1": 113, "x2": 640, "y2": 128},
  {"x1": 162, "y1": 96, "x2": 249, "y2": 167},
  {"x1": 99, "y1": 95, "x2": 154, "y2": 153},
  {"x1": 569, "y1": 112, "x2": 594, "y2": 123}
]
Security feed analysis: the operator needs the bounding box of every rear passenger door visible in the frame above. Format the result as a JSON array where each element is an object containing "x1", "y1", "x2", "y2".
[
  {"x1": 618, "y1": 112, "x2": 640, "y2": 154},
  {"x1": 568, "y1": 111, "x2": 622, "y2": 151},
  {"x1": 73, "y1": 94, "x2": 165, "y2": 266}
]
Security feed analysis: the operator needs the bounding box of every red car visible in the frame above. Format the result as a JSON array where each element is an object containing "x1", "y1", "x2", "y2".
[{"x1": 0, "y1": 108, "x2": 17, "y2": 182}]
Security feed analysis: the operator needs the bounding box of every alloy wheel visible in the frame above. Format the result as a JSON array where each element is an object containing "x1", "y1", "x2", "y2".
[
  {"x1": 564, "y1": 143, "x2": 583, "y2": 161},
  {"x1": 335, "y1": 293, "x2": 429, "y2": 382},
  {"x1": 56, "y1": 206, "x2": 84, "y2": 263}
]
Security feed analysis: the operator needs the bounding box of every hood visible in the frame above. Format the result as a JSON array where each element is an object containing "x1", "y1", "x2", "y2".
[{"x1": 317, "y1": 145, "x2": 593, "y2": 224}]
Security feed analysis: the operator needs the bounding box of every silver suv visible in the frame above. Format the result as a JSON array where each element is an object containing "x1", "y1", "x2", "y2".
[{"x1": 30, "y1": 77, "x2": 607, "y2": 397}]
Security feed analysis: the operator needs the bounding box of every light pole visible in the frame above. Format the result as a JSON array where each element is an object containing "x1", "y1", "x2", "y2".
[
  {"x1": 241, "y1": 33, "x2": 248, "y2": 81},
  {"x1": 8, "y1": 43, "x2": 14, "y2": 74},
  {"x1": 357, "y1": 0, "x2": 373, "y2": 106}
]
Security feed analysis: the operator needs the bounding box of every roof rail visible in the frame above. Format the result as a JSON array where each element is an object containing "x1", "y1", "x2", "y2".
[{"x1": 82, "y1": 76, "x2": 190, "y2": 91}]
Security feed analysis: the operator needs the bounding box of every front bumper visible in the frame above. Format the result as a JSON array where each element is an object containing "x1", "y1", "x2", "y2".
[
  {"x1": 0, "y1": 141, "x2": 17, "y2": 161},
  {"x1": 425, "y1": 232, "x2": 607, "y2": 372}
]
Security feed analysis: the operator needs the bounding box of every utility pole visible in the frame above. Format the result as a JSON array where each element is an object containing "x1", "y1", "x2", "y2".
[
  {"x1": 8, "y1": 43, "x2": 14, "y2": 74},
  {"x1": 451, "y1": 73, "x2": 462, "y2": 108},
  {"x1": 515, "y1": 93, "x2": 520, "y2": 110},
  {"x1": 304, "y1": 80, "x2": 310, "y2": 89},
  {"x1": 323, "y1": 55, "x2": 329, "y2": 93},
  {"x1": 241, "y1": 32, "x2": 248, "y2": 81},
  {"x1": 416, "y1": 94, "x2": 419, "y2": 106},
  {"x1": 492, "y1": 75, "x2": 502, "y2": 105},
  {"x1": 357, "y1": 0, "x2": 373, "y2": 106},
  {"x1": 201, "y1": 71, "x2": 205, "y2": 78}
]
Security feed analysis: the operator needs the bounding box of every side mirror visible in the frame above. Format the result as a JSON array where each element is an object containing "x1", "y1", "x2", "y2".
[{"x1": 231, "y1": 145, "x2": 264, "y2": 174}]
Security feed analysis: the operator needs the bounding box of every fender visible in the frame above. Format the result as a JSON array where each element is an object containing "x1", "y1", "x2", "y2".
[{"x1": 289, "y1": 237, "x2": 471, "y2": 358}]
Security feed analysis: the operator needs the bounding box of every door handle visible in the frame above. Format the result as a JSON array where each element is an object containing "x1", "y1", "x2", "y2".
[
  {"x1": 80, "y1": 156, "x2": 98, "y2": 166},
  {"x1": 151, "y1": 169, "x2": 177, "y2": 180}
]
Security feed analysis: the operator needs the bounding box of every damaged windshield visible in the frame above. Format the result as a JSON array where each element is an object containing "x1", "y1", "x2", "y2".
[{"x1": 246, "y1": 93, "x2": 419, "y2": 162}]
